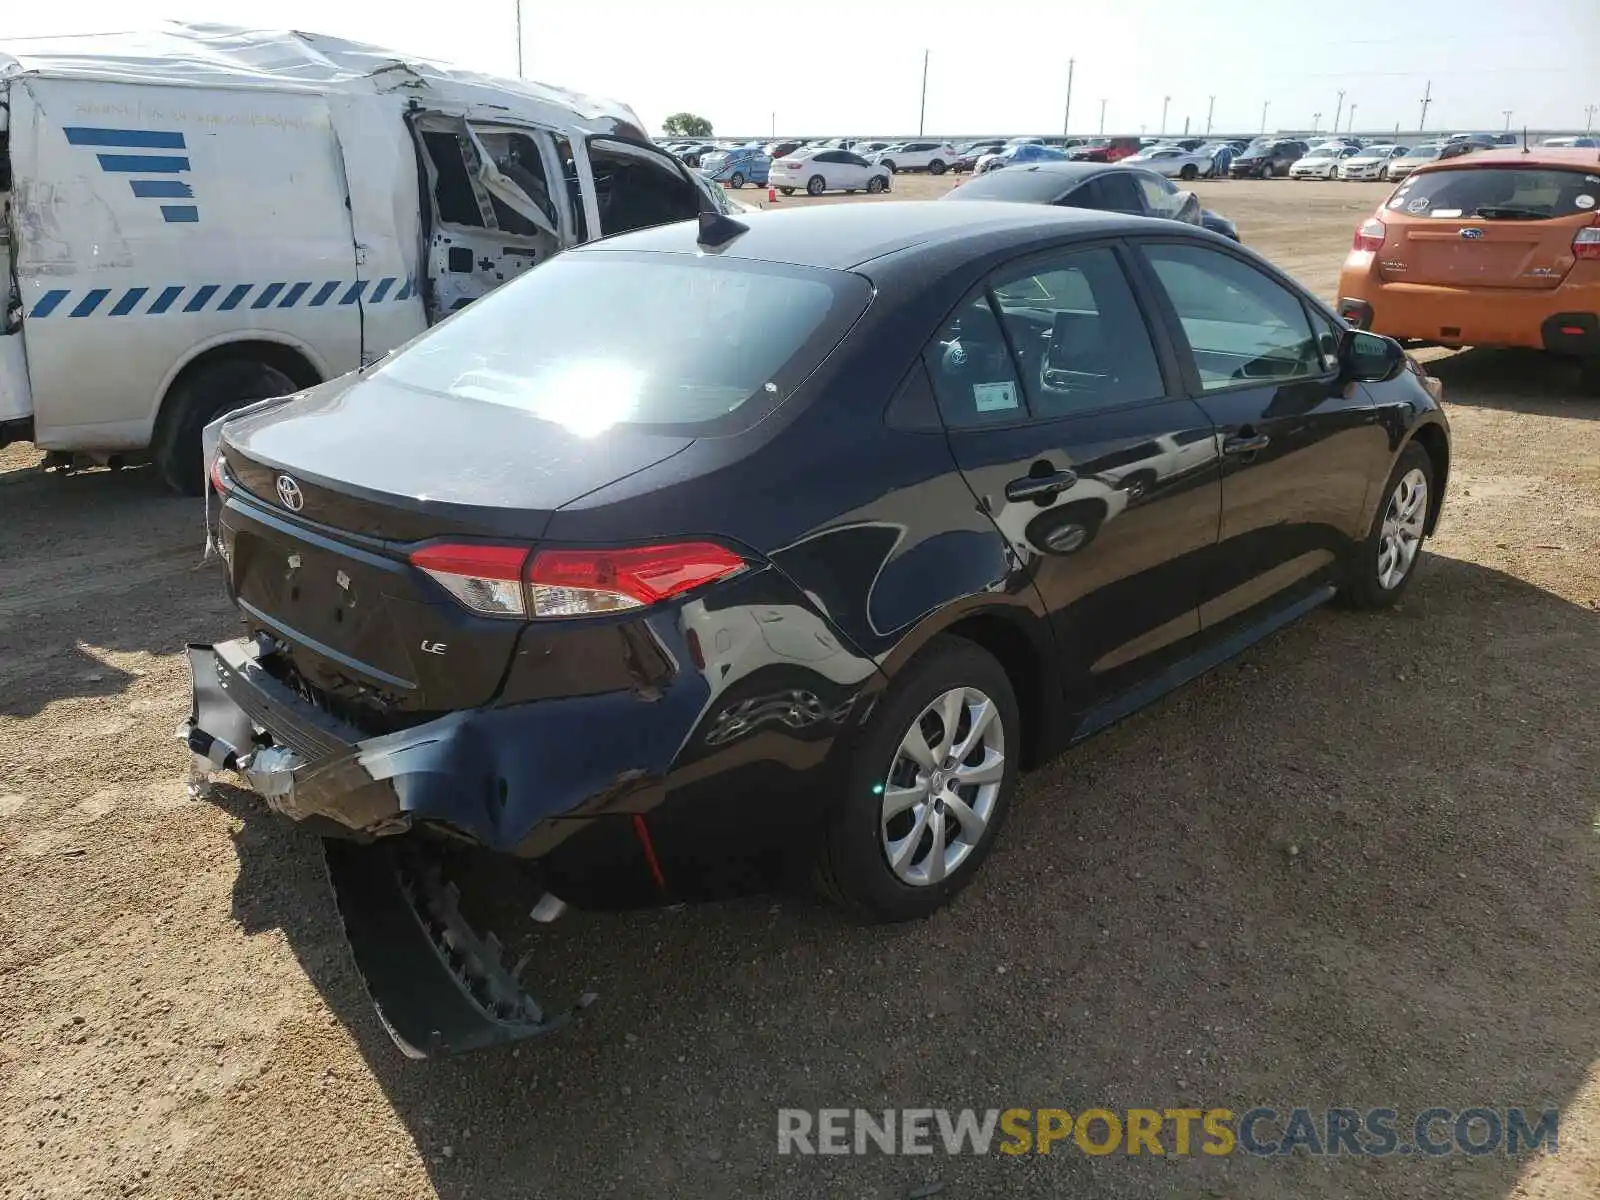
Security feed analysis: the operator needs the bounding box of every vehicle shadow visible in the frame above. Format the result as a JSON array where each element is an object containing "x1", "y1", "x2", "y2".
[
  {"x1": 216, "y1": 553, "x2": 1600, "y2": 1199},
  {"x1": 0, "y1": 459, "x2": 226, "y2": 717},
  {"x1": 1425, "y1": 347, "x2": 1600, "y2": 419}
]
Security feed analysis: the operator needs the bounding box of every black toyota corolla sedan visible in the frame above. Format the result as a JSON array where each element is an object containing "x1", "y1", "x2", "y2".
[{"x1": 188, "y1": 201, "x2": 1448, "y2": 1054}]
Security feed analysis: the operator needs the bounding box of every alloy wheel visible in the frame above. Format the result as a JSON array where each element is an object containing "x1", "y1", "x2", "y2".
[
  {"x1": 1377, "y1": 467, "x2": 1428, "y2": 589},
  {"x1": 879, "y1": 687, "x2": 1005, "y2": 887}
]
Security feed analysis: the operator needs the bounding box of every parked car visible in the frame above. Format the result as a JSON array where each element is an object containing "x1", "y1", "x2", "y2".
[
  {"x1": 766, "y1": 139, "x2": 807, "y2": 159},
  {"x1": 977, "y1": 144, "x2": 1073, "y2": 174},
  {"x1": 675, "y1": 142, "x2": 717, "y2": 167},
  {"x1": 852, "y1": 140, "x2": 896, "y2": 157},
  {"x1": 953, "y1": 140, "x2": 1006, "y2": 172},
  {"x1": 943, "y1": 161, "x2": 1240, "y2": 240},
  {"x1": 1339, "y1": 147, "x2": 1600, "y2": 389},
  {"x1": 1337, "y1": 144, "x2": 1410, "y2": 182},
  {"x1": 1541, "y1": 136, "x2": 1599, "y2": 149},
  {"x1": 0, "y1": 23, "x2": 723, "y2": 492},
  {"x1": 872, "y1": 141, "x2": 958, "y2": 175},
  {"x1": 1289, "y1": 145, "x2": 1359, "y2": 179},
  {"x1": 699, "y1": 145, "x2": 771, "y2": 189},
  {"x1": 1121, "y1": 144, "x2": 1219, "y2": 181},
  {"x1": 1229, "y1": 140, "x2": 1309, "y2": 178},
  {"x1": 1069, "y1": 136, "x2": 1143, "y2": 163},
  {"x1": 769, "y1": 147, "x2": 891, "y2": 195},
  {"x1": 1384, "y1": 141, "x2": 1472, "y2": 181},
  {"x1": 189, "y1": 199, "x2": 1450, "y2": 1056}
]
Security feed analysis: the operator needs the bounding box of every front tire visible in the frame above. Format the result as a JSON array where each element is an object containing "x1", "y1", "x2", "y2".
[
  {"x1": 866, "y1": 175, "x2": 887, "y2": 194},
  {"x1": 154, "y1": 359, "x2": 298, "y2": 495},
  {"x1": 1378, "y1": 165, "x2": 1390, "y2": 182},
  {"x1": 880, "y1": 160, "x2": 897, "y2": 174},
  {"x1": 1180, "y1": 163, "x2": 1198, "y2": 181},
  {"x1": 806, "y1": 175, "x2": 826, "y2": 196},
  {"x1": 929, "y1": 159, "x2": 947, "y2": 175},
  {"x1": 1340, "y1": 442, "x2": 1434, "y2": 609},
  {"x1": 813, "y1": 638, "x2": 1020, "y2": 922},
  {"x1": 729, "y1": 172, "x2": 745, "y2": 189},
  {"x1": 1262, "y1": 163, "x2": 1275, "y2": 178}
]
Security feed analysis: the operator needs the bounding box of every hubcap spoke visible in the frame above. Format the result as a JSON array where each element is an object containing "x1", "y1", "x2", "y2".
[
  {"x1": 923, "y1": 810, "x2": 948, "y2": 883},
  {"x1": 934, "y1": 689, "x2": 965, "y2": 761},
  {"x1": 941, "y1": 790, "x2": 987, "y2": 842},
  {"x1": 898, "y1": 724, "x2": 938, "y2": 772},
  {"x1": 889, "y1": 804, "x2": 931, "y2": 873},
  {"x1": 954, "y1": 747, "x2": 1005, "y2": 786},
  {"x1": 881, "y1": 781, "x2": 925, "y2": 819},
  {"x1": 948, "y1": 698, "x2": 996, "y2": 765}
]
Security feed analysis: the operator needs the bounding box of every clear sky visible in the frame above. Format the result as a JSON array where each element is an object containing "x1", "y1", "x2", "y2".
[{"x1": 2, "y1": 0, "x2": 1595, "y2": 138}]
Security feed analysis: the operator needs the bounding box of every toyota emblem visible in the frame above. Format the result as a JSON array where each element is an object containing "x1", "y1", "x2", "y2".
[{"x1": 275, "y1": 474, "x2": 304, "y2": 512}]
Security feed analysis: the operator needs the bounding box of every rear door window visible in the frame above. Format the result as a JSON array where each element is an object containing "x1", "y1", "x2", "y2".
[
  {"x1": 1092, "y1": 173, "x2": 1143, "y2": 212},
  {"x1": 1385, "y1": 168, "x2": 1600, "y2": 219},
  {"x1": 924, "y1": 293, "x2": 1028, "y2": 428}
]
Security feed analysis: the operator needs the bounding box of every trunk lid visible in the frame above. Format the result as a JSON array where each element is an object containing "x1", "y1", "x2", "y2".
[
  {"x1": 1378, "y1": 162, "x2": 1598, "y2": 289},
  {"x1": 216, "y1": 371, "x2": 693, "y2": 715}
]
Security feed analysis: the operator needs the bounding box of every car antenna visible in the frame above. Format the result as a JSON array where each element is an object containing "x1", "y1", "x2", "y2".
[
  {"x1": 1522, "y1": 125, "x2": 1530, "y2": 155},
  {"x1": 697, "y1": 207, "x2": 750, "y2": 249}
]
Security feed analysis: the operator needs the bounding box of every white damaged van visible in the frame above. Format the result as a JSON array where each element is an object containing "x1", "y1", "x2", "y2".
[{"x1": 0, "y1": 23, "x2": 733, "y2": 490}]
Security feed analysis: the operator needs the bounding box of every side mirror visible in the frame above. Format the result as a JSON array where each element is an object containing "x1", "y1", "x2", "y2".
[{"x1": 1340, "y1": 329, "x2": 1405, "y2": 382}]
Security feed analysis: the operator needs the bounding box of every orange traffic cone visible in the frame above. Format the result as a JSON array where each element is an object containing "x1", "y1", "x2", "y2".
[{"x1": 767, "y1": 186, "x2": 777, "y2": 203}]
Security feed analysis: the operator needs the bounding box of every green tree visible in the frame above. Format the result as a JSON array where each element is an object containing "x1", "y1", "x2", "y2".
[{"x1": 662, "y1": 112, "x2": 713, "y2": 138}]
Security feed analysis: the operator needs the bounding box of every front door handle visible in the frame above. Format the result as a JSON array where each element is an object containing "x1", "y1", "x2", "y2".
[
  {"x1": 1222, "y1": 432, "x2": 1271, "y2": 456},
  {"x1": 1005, "y1": 468, "x2": 1079, "y2": 503}
]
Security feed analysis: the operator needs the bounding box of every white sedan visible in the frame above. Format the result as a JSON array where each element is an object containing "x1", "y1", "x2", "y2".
[
  {"x1": 1288, "y1": 145, "x2": 1359, "y2": 179},
  {"x1": 769, "y1": 148, "x2": 892, "y2": 196},
  {"x1": 1336, "y1": 144, "x2": 1410, "y2": 181},
  {"x1": 1121, "y1": 144, "x2": 1218, "y2": 181}
]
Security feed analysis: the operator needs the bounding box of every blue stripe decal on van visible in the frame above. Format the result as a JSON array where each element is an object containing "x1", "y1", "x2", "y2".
[
  {"x1": 184, "y1": 285, "x2": 221, "y2": 313},
  {"x1": 110, "y1": 288, "x2": 149, "y2": 317},
  {"x1": 24, "y1": 280, "x2": 419, "y2": 318},
  {"x1": 96, "y1": 154, "x2": 191, "y2": 173},
  {"x1": 161, "y1": 205, "x2": 200, "y2": 223},
  {"x1": 69, "y1": 289, "x2": 111, "y2": 318},
  {"x1": 130, "y1": 180, "x2": 194, "y2": 199},
  {"x1": 66, "y1": 127, "x2": 187, "y2": 149},
  {"x1": 251, "y1": 283, "x2": 287, "y2": 310},
  {"x1": 149, "y1": 286, "x2": 184, "y2": 315}
]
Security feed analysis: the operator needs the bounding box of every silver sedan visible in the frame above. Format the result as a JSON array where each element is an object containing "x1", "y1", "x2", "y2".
[{"x1": 1120, "y1": 144, "x2": 1218, "y2": 181}]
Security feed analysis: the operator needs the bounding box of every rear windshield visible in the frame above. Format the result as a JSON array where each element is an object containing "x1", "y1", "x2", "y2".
[
  {"x1": 1386, "y1": 167, "x2": 1600, "y2": 220},
  {"x1": 376, "y1": 252, "x2": 870, "y2": 435},
  {"x1": 945, "y1": 168, "x2": 1075, "y2": 203}
]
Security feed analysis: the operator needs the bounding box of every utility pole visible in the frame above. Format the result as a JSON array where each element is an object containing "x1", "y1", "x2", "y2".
[
  {"x1": 1333, "y1": 89, "x2": 1345, "y2": 136},
  {"x1": 1347, "y1": 104, "x2": 1357, "y2": 134},
  {"x1": 514, "y1": 0, "x2": 523, "y2": 77},
  {"x1": 1313, "y1": 112, "x2": 1321, "y2": 134},
  {"x1": 1161, "y1": 95, "x2": 1171, "y2": 135},
  {"x1": 1206, "y1": 95, "x2": 1216, "y2": 136},
  {"x1": 1503, "y1": 109, "x2": 1513, "y2": 131},
  {"x1": 1063, "y1": 58, "x2": 1075, "y2": 136},
  {"x1": 1261, "y1": 100, "x2": 1270, "y2": 134},
  {"x1": 1418, "y1": 80, "x2": 1432, "y2": 132},
  {"x1": 1099, "y1": 98, "x2": 1108, "y2": 135},
  {"x1": 918, "y1": 50, "x2": 929, "y2": 136},
  {"x1": 1183, "y1": 116, "x2": 1191, "y2": 135},
  {"x1": 1586, "y1": 103, "x2": 1597, "y2": 133},
  {"x1": 771, "y1": 112, "x2": 776, "y2": 138}
]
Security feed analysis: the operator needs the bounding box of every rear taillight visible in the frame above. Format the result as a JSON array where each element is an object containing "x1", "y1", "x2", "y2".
[
  {"x1": 409, "y1": 543, "x2": 531, "y2": 618},
  {"x1": 408, "y1": 540, "x2": 746, "y2": 619},
  {"x1": 1353, "y1": 217, "x2": 1386, "y2": 252},
  {"x1": 527, "y1": 543, "x2": 746, "y2": 618},
  {"x1": 209, "y1": 453, "x2": 228, "y2": 494},
  {"x1": 782, "y1": 160, "x2": 801, "y2": 169},
  {"x1": 1573, "y1": 221, "x2": 1600, "y2": 261}
]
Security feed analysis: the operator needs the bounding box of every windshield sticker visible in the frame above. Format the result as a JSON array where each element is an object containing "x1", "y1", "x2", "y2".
[
  {"x1": 1430, "y1": 208, "x2": 1463, "y2": 218},
  {"x1": 1577, "y1": 194, "x2": 1597, "y2": 210},
  {"x1": 1407, "y1": 197, "x2": 1431, "y2": 213},
  {"x1": 1587, "y1": 175, "x2": 1600, "y2": 184},
  {"x1": 973, "y1": 381, "x2": 1020, "y2": 413}
]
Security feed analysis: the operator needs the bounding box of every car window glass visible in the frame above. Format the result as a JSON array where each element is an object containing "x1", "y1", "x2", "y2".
[
  {"x1": 1136, "y1": 174, "x2": 1178, "y2": 217},
  {"x1": 813, "y1": 151, "x2": 839, "y2": 164},
  {"x1": 843, "y1": 153, "x2": 870, "y2": 167},
  {"x1": 1142, "y1": 243, "x2": 1323, "y2": 390},
  {"x1": 1094, "y1": 173, "x2": 1142, "y2": 211},
  {"x1": 924, "y1": 293, "x2": 1028, "y2": 428},
  {"x1": 989, "y1": 247, "x2": 1166, "y2": 416}
]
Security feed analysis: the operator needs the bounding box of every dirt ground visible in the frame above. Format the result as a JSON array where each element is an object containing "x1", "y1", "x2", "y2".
[{"x1": 2, "y1": 180, "x2": 1598, "y2": 1200}]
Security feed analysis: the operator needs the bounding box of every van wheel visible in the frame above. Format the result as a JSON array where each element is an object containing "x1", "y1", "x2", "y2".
[
  {"x1": 729, "y1": 172, "x2": 745, "y2": 189},
  {"x1": 929, "y1": 159, "x2": 947, "y2": 175},
  {"x1": 154, "y1": 359, "x2": 298, "y2": 495},
  {"x1": 1180, "y1": 163, "x2": 1198, "y2": 180},
  {"x1": 813, "y1": 637, "x2": 1019, "y2": 922},
  {"x1": 806, "y1": 175, "x2": 826, "y2": 196}
]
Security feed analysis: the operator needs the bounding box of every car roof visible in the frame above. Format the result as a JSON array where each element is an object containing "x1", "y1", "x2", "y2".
[
  {"x1": 1412, "y1": 146, "x2": 1600, "y2": 173},
  {"x1": 574, "y1": 200, "x2": 1151, "y2": 271}
]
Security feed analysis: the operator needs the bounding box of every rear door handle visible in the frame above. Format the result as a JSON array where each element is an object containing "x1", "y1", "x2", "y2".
[
  {"x1": 1222, "y1": 433, "x2": 1271, "y2": 456},
  {"x1": 1005, "y1": 468, "x2": 1079, "y2": 503}
]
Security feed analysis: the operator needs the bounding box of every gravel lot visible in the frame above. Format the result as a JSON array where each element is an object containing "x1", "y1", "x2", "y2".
[{"x1": 2, "y1": 180, "x2": 1598, "y2": 1200}]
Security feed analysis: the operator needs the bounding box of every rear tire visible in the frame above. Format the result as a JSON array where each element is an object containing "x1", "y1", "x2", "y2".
[
  {"x1": 880, "y1": 160, "x2": 897, "y2": 174},
  {"x1": 1180, "y1": 163, "x2": 1198, "y2": 181},
  {"x1": 1262, "y1": 163, "x2": 1276, "y2": 178},
  {"x1": 1339, "y1": 442, "x2": 1434, "y2": 609},
  {"x1": 780, "y1": 186, "x2": 795, "y2": 196},
  {"x1": 929, "y1": 159, "x2": 947, "y2": 175},
  {"x1": 153, "y1": 358, "x2": 298, "y2": 495},
  {"x1": 813, "y1": 638, "x2": 1020, "y2": 923},
  {"x1": 806, "y1": 175, "x2": 826, "y2": 196}
]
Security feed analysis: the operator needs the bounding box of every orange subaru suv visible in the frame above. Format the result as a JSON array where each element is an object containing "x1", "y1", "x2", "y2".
[{"x1": 1336, "y1": 148, "x2": 1600, "y2": 388}]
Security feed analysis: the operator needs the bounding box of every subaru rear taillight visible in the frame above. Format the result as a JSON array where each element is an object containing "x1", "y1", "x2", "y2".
[
  {"x1": 1353, "y1": 217, "x2": 1386, "y2": 252},
  {"x1": 527, "y1": 543, "x2": 746, "y2": 617},
  {"x1": 409, "y1": 543, "x2": 531, "y2": 618},
  {"x1": 409, "y1": 541, "x2": 746, "y2": 619},
  {"x1": 1573, "y1": 220, "x2": 1600, "y2": 261}
]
